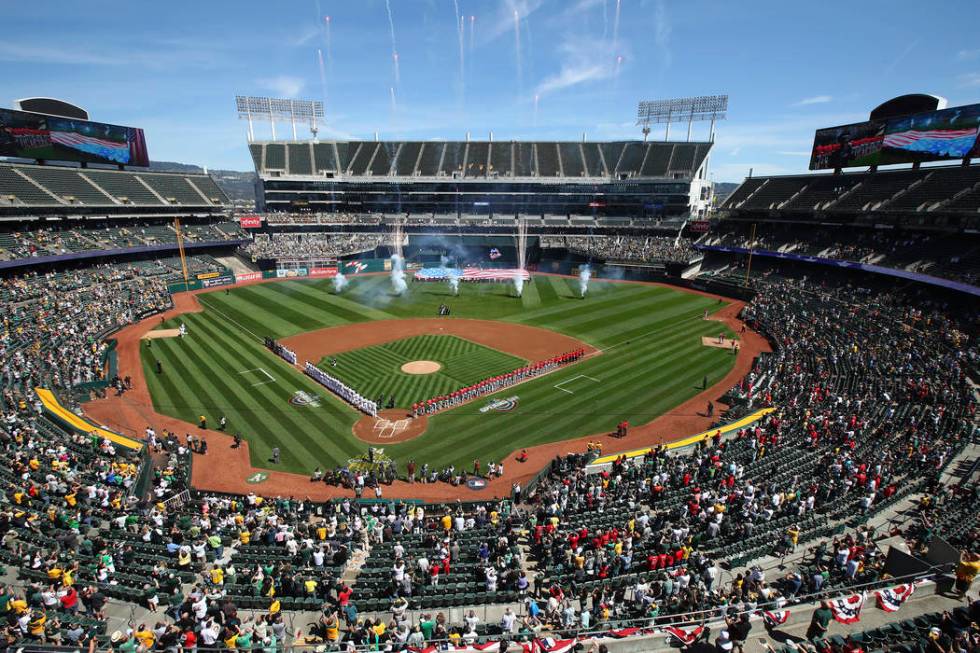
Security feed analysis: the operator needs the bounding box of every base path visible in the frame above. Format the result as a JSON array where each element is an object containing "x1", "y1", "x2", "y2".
[
  {"x1": 81, "y1": 274, "x2": 770, "y2": 502},
  {"x1": 142, "y1": 329, "x2": 181, "y2": 340},
  {"x1": 280, "y1": 317, "x2": 597, "y2": 363}
]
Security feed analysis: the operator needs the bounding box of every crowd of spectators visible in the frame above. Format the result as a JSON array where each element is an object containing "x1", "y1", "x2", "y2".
[
  {"x1": 0, "y1": 244, "x2": 975, "y2": 650},
  {"x1": 541, "y1": 235, "x2": 701, "y2": 264},
  {"x1": 0, "y1": 221, "x2": 244, "y2": 261},
  {"x1": 242, "y1": 233, "x2": 385, "y2": 262}
]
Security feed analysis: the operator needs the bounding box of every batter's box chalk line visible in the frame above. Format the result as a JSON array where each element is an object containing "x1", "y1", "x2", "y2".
[
  {"x1": 238, "y1": 367, "x2": 276, "y2": 387},
  {"x1": 373, "y1": 418, "x2": 410, "y2": 439},
  {"x1": 553, "y1": 374, "x2": 600, "y2": 394}
]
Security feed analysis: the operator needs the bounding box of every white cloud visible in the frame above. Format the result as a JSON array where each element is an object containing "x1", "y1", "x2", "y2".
[
  {"x1": 776, "y1": 151, "x2": 812, "y2": 157},
  {"x1": 958, "y1": 72, "x2": 980, "y2": 88},
  {"x1": 258, "y1": 75, "x2": 306, "y2": 98},
  {"x1": 0, "y1": 43, "x2": 119, "y2": 65},
  {"x1": 533, "y1": 35, "x2": 625, "y2": 98},
  {"x1": 793, "y1": 95, "x2": 833, "y2": 106},
  {"x1": 478, "y1": 0, "x2": 546, "y2": 44},
  {"x1": 956, "y1": 49, "x2": 980, "y2": 61}
]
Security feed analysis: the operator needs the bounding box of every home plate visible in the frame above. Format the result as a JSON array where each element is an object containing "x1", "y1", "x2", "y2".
[
  {"x1": 702, "y1": 336, "x2": 739, "y2": 350},
  {"x1": 142, "y1": 329, "x2": 182, "y2": 340}
]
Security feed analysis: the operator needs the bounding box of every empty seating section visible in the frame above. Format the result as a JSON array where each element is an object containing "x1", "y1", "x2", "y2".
[
  {"x1": 558, "y1": 143, "x2": 585, "y2": 177},
  {"x1": 722, "y1": 178, "x2": 766, "y2": 207},
  {"x1": 489, "y1": 142, "x2": 512, "y2": 177},
  {"x1": 369, "y1": 143, "x2": 394, "y2": 176},
  {"x1": 313, "y1": 143, "x2": 338, "y2": 172},
  {"x1": 187, "y1": 175, "x2": 229, "y2": 204},
  {"x1": 417, "y1": 142, "x2": 444, "y2": 176},
  {"x1": 641, "y1": 143, "x2": 673, "y2": 176},
  {"x1": 535, "y1": 142, "x2": 560, "y2": 177},
  {"x1": 600, "y1": 143, "x2": 625, "y2": 175},
  {"x1": 582, "y1": 143, "x2": 604, "y2": 176},
  {"x1": 740, "y1": 177, "x2": 810, "y2": 210},
  {"x1": 615, "y1": 142, "x2": 646, "y2": 176},
  {"x1": 83, "y1": 170, "x2": 163, "y2": 205},
  {"x1": 463, "y1": 142, "x2": 489, "y2": 177},
  {"x1": 945, "y1": 187, "x2": 980, "y2": 212},
  {"x1": 832, "y1": 170, "x2": 921, "y2": 210},
  {"x1": 264, "y1": 143, "x2": 286, "y2": 170},
  {"x1": 348, "y1": 142, "x2": 376, "y2": 175},
  {"x1": 782, "y1": 175, "x2": 863, "y2": 210},
  {"x1": 21, "y1": 167, "x2": 111, "y2": 205},
  {"x1": 886, "y1": 166, "x2": 980, "y2": 211},
  {"x1": 0, "y1": 165, "x2": 59, "y2": 204},
  {"x1": 139, "y1": 174, "x2": 208, "y2": 205},
  {"x1": 393, "y1": 142, "x2": 423, "y2": 176},
  {"x1": 441, "y1": 142, "x2": 466, "y2": 176},
  {"x1": 515, "y1": 142, "x2": 534, "y2": 177},
  {"x1": 249, "y1": 143, "x2": 264, "y2": 170},
  {"x1": 668, "y1": 143, "x2": 696, "y2": 173},
  {"x1": 335, "y1": 142, "x2": 356, "y2": 172},
  {"x1": 287, "y1": 143, "x2": 313, "y2": 175},
  {"x1": 727, "y1": 167, "x2": 980, "y2": 214}
]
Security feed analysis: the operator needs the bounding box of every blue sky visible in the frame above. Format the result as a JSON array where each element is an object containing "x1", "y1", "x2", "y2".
[{"x1": 1, "y1": 0, "x2": 978, "y2": 181}]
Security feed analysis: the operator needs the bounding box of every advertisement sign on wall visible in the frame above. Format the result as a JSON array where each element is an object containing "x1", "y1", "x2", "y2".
[
  {"x1": 235, "y1": 271, "x2": 263, "y2": 283},
  {"x1": 196, "y1": 271, "x2": 221, "y2": 280},
  {"x1": 276, "y1": 268, "x2": 308, "y2": 278},
  {"x1": 309, "y1": 267, "x2": 338, "y2": 278},
  {"x1": 238, "y1": 215, "x2": 262, "y2": 228},
  {"x1": 201, "y1": 275, "x2": 235, "y2": 288}
]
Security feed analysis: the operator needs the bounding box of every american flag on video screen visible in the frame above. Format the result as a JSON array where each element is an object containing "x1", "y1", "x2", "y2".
[
  {"x1": 883, "y1": 128, "x2": 977, "y2": 156},
  {"x1": 489, "y1": 247, "x2": 502, "y2": 260},
  {"x1": 49, "y1": 130, "x2": 130, "y2": 162}
]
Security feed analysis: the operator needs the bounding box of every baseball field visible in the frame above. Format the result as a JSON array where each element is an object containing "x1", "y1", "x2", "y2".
[{"x1": 140, "y1": 274, "x2": 737, "y2": 474}]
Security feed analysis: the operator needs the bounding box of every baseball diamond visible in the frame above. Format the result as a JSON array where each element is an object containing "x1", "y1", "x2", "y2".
[{"x1": 138, "y1": 275, "x2": 737, "y2": 473}]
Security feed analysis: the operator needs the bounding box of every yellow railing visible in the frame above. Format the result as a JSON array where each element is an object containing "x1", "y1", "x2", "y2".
[
  {"x1": 591, "y1": 406, "x2": 774, "y2": 465},
  {"x1": 34, "y1": 388, "x2": 143, "y2": 451}
]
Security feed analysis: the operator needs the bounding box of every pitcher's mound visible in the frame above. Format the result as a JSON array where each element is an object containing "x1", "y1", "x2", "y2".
[{"x1": 401, "y1": 360, "x2": 442, "y2": 374}]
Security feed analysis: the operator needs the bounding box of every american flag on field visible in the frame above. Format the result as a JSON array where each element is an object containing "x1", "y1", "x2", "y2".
[
  {"x1": 883, "y1": 128, "x2": 978, "y2": 157},
  {"x1": 461, "y1": 267, "x2": 530, "y2": 280},
  {"x1": 489, "y1": 247, "x2": 502, "y2": 260},
  {"x1": 49, "y1": 130, "x2": 130, "y2": 164}
]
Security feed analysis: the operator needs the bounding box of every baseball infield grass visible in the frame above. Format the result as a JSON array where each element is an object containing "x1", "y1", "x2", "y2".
[
  {"x1": 140, "y1": 275, "x2": 736, "y2": 474},
  {"x1": 319, "y1": 335, "x2": 526, "y2": 409}
]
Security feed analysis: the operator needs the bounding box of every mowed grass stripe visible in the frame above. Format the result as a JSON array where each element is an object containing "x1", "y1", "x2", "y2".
[
  {"x1": 510, "y1": 283, "x2": 654, "y2": 324},
  {"x1": 198, "y1": 292, "x2": 297, "y2": 339},
  {"x1": 173, "y1": 314, "x2": 342, "y2": 467},
  {"x1": 188, "y1": 313, "x2": 361, "y2": 467},
  {"x1": 264, "y1": 281, "x2": 392, "y2": 324}
]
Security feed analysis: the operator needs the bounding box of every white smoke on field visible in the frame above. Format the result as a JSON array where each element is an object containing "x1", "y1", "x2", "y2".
[
  {"x1": 513, "y1": 269, "x2": 524, "y2": 297},
  {"x1": 439, "y1": 255, "x2": 460, "y2": 295},
  {"x1": 579, "y1": 264, "x2": 592, "y2": 297},
  {"x1": 332, "y1": 271, "x2": 348, "y2": 293},
  {"x1": 390, "y1": 254, "x2": 407, "y2": 295}
]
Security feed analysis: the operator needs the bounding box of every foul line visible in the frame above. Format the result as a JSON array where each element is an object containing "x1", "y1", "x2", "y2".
[{"x1": 200, "y1": 299, "x2": 264, "y2": 342}]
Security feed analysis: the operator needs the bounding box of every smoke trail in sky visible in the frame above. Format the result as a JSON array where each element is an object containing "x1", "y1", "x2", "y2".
[
  {"x1": 390, "y1": 86, "x2": 398, "y2": 113},
  {"x1": 513, "y1": 9, "x2": 523, "y2": 94},
  {"x1": 533, "y1": 94, "x2": 539, "y2": 127},
  {"x1": 385, "y1": 0, "x2": 400, "y2": 85},
  {"x1": 469, "y1": 15, "x2": 475, "y2": 55},
  {"x1": 317, "y1": 49, "x2": 328, "y2": 106},
  {"x1": 323, "y1": 15, "x2": 333, "y2": 65},
  {"x1": 602, "y1": 0, "x2": 608, "y2": 40},
  {"x1": 613, "y1": 0, "x2": 621, "y2": 48}
]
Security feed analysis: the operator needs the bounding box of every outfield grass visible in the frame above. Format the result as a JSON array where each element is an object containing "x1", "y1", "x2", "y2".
[
  {"x1": 141, "y1": 276, "x2": 736, "y2": 474},
  {"x1": 319, "y1": 335, "x2": 526, "y2": 408}
]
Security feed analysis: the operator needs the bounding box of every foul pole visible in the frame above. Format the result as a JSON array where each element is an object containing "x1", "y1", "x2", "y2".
[{"x1": 174, "y1": 218, "x2": 190, "y2": 291}]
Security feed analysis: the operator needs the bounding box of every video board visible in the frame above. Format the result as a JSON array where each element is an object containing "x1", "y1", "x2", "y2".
[{"x1": 0, "y1": 107, "x2": 149, "y2": 166}]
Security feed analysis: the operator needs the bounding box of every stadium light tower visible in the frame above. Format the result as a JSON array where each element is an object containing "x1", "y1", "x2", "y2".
[
  {"x1": 636, "y1": 95, "x2": 728, "y2": 142},
  {"x1": 235, "y1": 96, "x2": 325, "y2": 141}
]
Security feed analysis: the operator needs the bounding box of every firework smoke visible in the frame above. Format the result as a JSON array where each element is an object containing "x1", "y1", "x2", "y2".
[
  {"x1": 332, "y1": 271, "x2": 348, "y2": 293},
  {"x1": 390, "y1": 254, "x2": 407, "y2": 295},
  {"x1": 579, "y1": 265, "x2": 592, "y2": 297}
]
